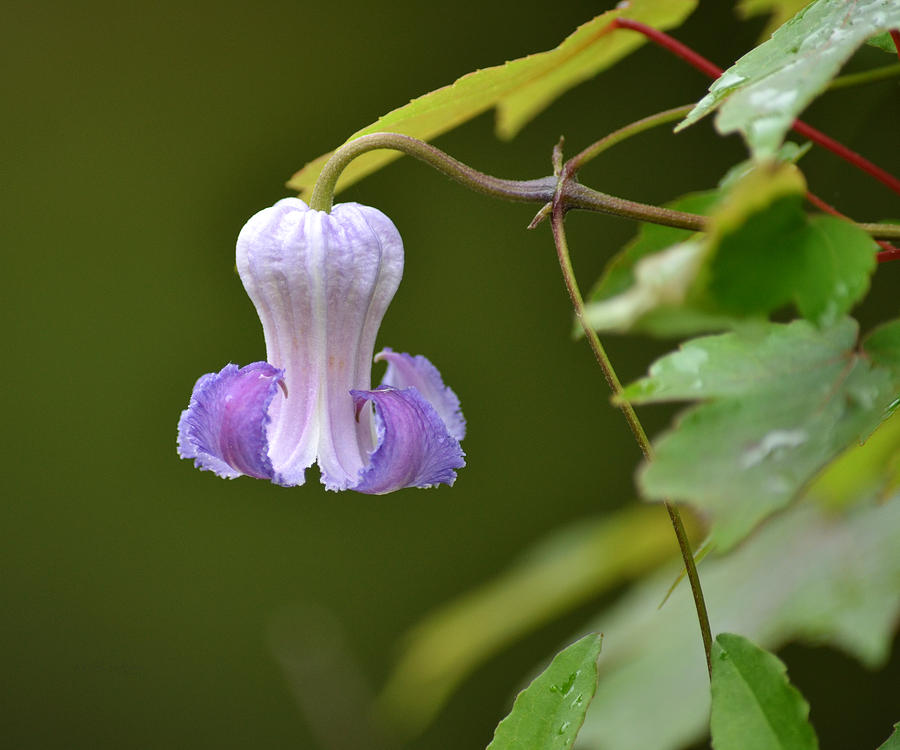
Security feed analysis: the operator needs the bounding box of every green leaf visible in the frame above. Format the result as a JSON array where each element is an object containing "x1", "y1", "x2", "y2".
[
  {"x1": 485, "y1": 633, "x2": 602, "y2": 750},
  {"x1": 678, "y1": 0, "x2": 900, "y2": 157},
  {"x1": 867, "y1": 32, "x2": 897, "y2": 54},
  {"x1": 582, "y1": 165, "x2": 877, "y2": 336},
  {"x1": 736, "y1": 0, "x2": 814, "y2": 38},
  {"x1": 586, "y1": 190, "x2": 720, "y2": 305},
  {"x1": 864, "y1": 319, "x2": 900, "y2": 380},
  {"x1": 377, "y1": 506, "x2": 685, "y2": 736},
  {"x1": 287, "y1": 0, "x2": 697, "y2": 195},
  {"x1": 576, "y1": 496, "x2": 900, "y2": 750},
  {"x1": 806, "y1": 411, "x2": 900, "y2": 510},
  {"x1": 717, "y1": 140, "x2": 812, "y2": 191},
  {"x1": 622, "y1": 317, "x2": 897, "y2": 549},
  {"x1": 710, "y1": 633, "x2": 818, "y2": 750},
  {"x1": 877, "y1": 723, "x2": 900, "y2": 750}
]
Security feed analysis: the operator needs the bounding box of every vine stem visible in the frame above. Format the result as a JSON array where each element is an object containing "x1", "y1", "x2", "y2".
[
  {"x1": 548, "y1": 161, "x2": 714, "y2": 676},
  {"x1": 306, "y1": 132, "x2": 900, "y2": 243}
]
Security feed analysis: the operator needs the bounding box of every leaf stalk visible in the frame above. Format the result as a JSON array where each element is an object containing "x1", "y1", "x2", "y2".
[{"x1": 548, "y1": 176, "x2": 713, "y2": 677}]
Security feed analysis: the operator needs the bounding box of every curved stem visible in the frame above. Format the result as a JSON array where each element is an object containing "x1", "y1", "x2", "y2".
[
  {"x1": 567, "y1": 104, "x2": 693, "y2": 172},
  {"x1": 308, "y1": 133, "x2": 555, "y2": 212},
  {"x1": 549, "y1": 191, "x2": 713, "y2": 677},
  {"x1": 308, "y1": 133, "x2": 898, "y2": 242}
]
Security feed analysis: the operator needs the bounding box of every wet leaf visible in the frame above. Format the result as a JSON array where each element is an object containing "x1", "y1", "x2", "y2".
[
  {"x1": 736, "y1": 0, "x2": 814, "y2": 38},
  {"x1": 486, "y1": 633, "x2": 602, "y2": 750},
  {"x1": 678, "y1": 0, "x2": 900, "y2": 157},
  {"x1": 622, "y1": 317, "x2": 898, "y2": 548},
  {"x1": 287, "y1": 0, "x2": 697, "y2": 195},
  {"x1": 710, "y1": 633, "x2": 818, "y2": 750}
]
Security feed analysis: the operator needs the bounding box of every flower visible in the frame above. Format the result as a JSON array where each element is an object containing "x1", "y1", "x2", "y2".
[{"x1": 177, "y1": 198, "x2": 465, "y2": 493}]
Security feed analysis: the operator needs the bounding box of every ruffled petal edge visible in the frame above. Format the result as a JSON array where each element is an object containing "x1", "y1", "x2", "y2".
[
  {"x1": 177, "y1": 362, "x2": 284, "y2": 482},
  {"x1": 375, "y1": 349, "x2": 466, "y2": 440},
  {"x1": 349, "y1": 386, "x2": 465, "y2": 495}
]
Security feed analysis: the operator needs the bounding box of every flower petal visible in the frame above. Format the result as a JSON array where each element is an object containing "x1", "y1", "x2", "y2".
[
  {"x1": 375, "y1": 349, "x2": 466, "y2": 440},
  {"x1": 177, "y1": 362, "x2": 283, "y2": 482},
  {"x1": 350, "y1": 387, "x2": 465, "y2": 494}
]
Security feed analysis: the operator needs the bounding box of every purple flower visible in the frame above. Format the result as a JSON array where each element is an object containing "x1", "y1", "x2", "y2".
[{"x1": 178, "y1": 198, "x2": 465, "y2": 493}]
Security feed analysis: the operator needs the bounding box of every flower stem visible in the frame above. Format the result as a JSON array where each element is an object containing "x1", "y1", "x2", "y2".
[
  {"x1": 308, "y1": 133, "x2": 556, "y2": 213},
  {"x1": 548, "y1": 179, "x2": 714, "y2": 677}
]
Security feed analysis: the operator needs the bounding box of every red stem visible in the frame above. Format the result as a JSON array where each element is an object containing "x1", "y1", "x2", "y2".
[
  {"x1": 891, "y1": 29, "x2": 900, "y2": 62},
  {"x1": 611, "y1": 18, "x2": 900, "y2": 197}
]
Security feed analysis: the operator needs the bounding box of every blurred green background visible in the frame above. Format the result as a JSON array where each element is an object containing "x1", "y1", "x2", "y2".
[{"x1": 4, "y1": 1, "x2": 899, "y2": 748}]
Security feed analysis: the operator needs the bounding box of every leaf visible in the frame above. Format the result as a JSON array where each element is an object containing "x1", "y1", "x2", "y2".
[
  {"x1": 582, "y1": 165, "x2": 877, "y2": 336},
  {"x1": 736, "y1": 0, "x2": 815, "y2": 38},
  {"x1": 877, "y1": 723, "x2": 900, "y2": 750},
  {"x1": 286, "y1": 0, "x2": 697, "y2": 196},
  {"x1": 622, "y1": 317, "x2": 898, "y2": 549},
  {"x1": 486, "y1": 633, "x2": 602, "y2": 750},
  {"x1": 806, "y1": 410, "x2": 900, "y2": 510},
  {"x1": 678, "y1": 0, "x2": 900, "y2": 157},
  {"x1": 867, "y1": 32, "x2": 897, "y2": 54},
  {"x1": 381, "y1": 422, "x2": 900, "y2": 747},
  {"x1": 575, "y1": 496, "x2": 900, "y2": 750},
  {"x1": 717, "y1": 140, "x2": 811, "y2": 191},
  {"x1": 377, "y1": 506, "x2": 687, "y2": 736},
  {"x1": 586, "y1": 190, "x2": 720, "y2": 306},
  {"x1": 710, "y1": 633, "x2": 818, "y2": 750},
  {"x1": 863, "y1": 319, "x2": 900, "y2": 379}
]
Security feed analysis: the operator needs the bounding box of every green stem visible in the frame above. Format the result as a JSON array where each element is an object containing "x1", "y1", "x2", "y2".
[
  {"x1": 567, "y1": 104, "x2": 693, "y2": 173},
  {"x1": 828, "y1": 63, "x2": 900, "y2": 90},
  {"x1": 858, "y1": 222, "x2": 900, "y2": 240},
  {"x1": 549, "y1": 191, "x2": 714, "y2": 677},
  {"x1": 308, "y1": 133, "x2": 555, "y2": 213},
  {"x1": 308, "y1": 132, "x2": 898, "y2": 241}
]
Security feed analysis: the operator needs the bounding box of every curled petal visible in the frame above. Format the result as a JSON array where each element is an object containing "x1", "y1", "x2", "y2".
[
  {"x1": 376, "y1": 349, "x2": 466, "y2": 440},
  {"x1": 177, "y1": 362, "x2": 283, "y2": 482},
  {"x1": 350, "y1": 387, "x2": 465, "y2": 495}
]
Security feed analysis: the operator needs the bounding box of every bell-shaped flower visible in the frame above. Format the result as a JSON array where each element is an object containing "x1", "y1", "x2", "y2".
[{"x1": 177, "y1": 198, "x2": 465, "y2": 493}]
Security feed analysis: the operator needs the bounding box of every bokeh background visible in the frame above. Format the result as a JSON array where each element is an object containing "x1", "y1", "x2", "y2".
[{"x1": 4, "y1": 1, "x2": 899, "y2": 748}]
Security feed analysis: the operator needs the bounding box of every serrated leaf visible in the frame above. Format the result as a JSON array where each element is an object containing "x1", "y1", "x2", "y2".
[
  {"x1": 877, "y1": 723, "x2": 900, "y2": 750},
  {"x1": 737, "y1": 0, "x2": 814, "y2": 38},
  {"x1": 287, "y1": 0, "x2": 697, "y2": 195},
  {"x1": 575, "y1": 496, "x2": 900, "y2": 750},
  {"x1": 486, "y1": 633, "x2": 602, "y2": 750},
  {"x1": 377, "y1": 506, "x2": 684, "y2": 736},
  {"x1": 710, "y1": 633, "x2": 818, "y2": 750},
  {"x1": 583, "y1": 165, "x2": 876, "y2": 336},
  {"x1": 678, "y1": 0, "x2": 900, "y2": 157},
  {"x1": 622, "y1": 317, "x2": 897, "y2": 549}
]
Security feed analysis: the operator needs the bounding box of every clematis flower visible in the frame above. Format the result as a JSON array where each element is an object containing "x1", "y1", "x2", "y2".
[{"x1": 177, "y1": 198, "x2": 465, "y2": 493}]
